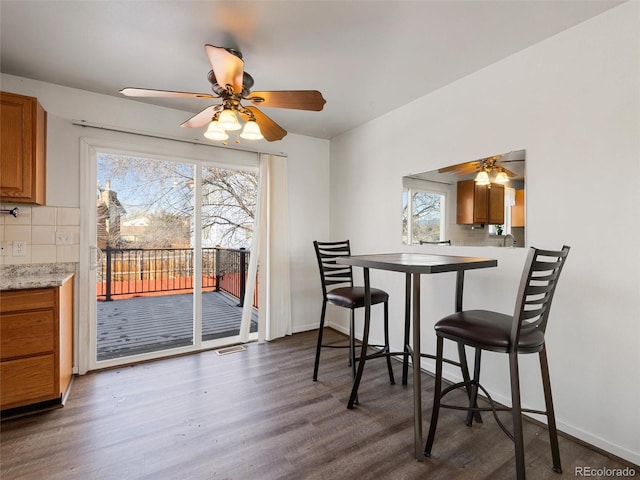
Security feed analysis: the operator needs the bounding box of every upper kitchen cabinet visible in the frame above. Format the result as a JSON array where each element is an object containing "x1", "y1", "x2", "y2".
[
  {"x1": 0, "y1": 92, "x2": 47, "y2": 205},
  {"x1": 456, "y1": 179, "x2": 504, "y2": 225}
]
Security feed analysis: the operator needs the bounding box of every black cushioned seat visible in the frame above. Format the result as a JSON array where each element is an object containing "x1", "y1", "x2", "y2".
[
  {"x1": 326, "y1": 286, "x2": 389, "y2": 309},
  {"x1": 435, "y1": 310, "x2": 545, "y2": 353}
]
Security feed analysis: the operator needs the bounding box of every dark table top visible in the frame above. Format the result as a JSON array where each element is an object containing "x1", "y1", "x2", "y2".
[{"x1": 336, "y1": 253, "x2": 497, "y2": 274}]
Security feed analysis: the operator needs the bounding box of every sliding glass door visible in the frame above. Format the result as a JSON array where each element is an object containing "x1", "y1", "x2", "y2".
[{"x1": 82, "y1": 143, "x2": 258, "y2": 370}]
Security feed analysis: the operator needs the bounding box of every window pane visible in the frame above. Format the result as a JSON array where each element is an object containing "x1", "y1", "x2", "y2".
[
  {"x1": 411, "y1": 191, "x2": 443, "y2": 243},
  {"x1": 401, "y1": 190, "x2": 409, "y2": 244}
]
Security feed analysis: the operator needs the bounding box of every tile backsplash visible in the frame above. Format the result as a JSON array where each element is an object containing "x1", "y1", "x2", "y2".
[{"x1": 0, "y1": 204, "x2": 80, "y2": 265}]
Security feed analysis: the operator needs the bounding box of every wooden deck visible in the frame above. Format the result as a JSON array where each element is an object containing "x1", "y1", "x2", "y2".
[{"x1": 97, "y1": 291, "x2": 257, "y2": 361}]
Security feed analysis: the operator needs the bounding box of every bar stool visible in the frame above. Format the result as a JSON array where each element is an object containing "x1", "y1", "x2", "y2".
[
  {"x1": 312, "y1": 240, "x2": 395, "y2": 387},
  {"x1": 424, "y1": 245, "x2": 570, "y2": 480}
]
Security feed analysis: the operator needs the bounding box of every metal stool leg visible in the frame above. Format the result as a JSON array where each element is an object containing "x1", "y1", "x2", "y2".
[
  {"x1": 383, "y1": 301, "x2": 395, "y2": 385},
  {"x1": 424, "y1": 336, "x2": 444, "y2": 456},
  {"x1": 349, "y1": 310, "x2": 356, "y2": 372},
  {"x1": 312, "y1": 299, "x2": 328, "y2": 381},
  {"x1": 458, "y1": 343, "x2": 483, "y2": 424},
  {"x1": 465, "y1": 348, "x2": 482, "y2": 427},
  {"x1": 348, "y1": 308, "x2": 371, "y2": 408},
  {"x1": 509, "y1": 351, "x2": 526, "y2": 480},
  {"x1": 540, "y1": 347, "x2": 562, "y2": 473},
  {"x1": 348, "y1": 268, "x2": 373, "y2": 409}
]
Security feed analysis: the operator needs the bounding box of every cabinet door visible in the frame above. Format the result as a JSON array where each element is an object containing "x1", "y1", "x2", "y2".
[
  {"x1": 457, "y1": 179, "x2": 489, "y2": 224},
  {"x1": 0, "y1": 92, "x2": 46, "y2": 204},
  {"x1": 0, "y1": 355, "x2": 57, "y2": 409},
  {"x1": 456, "y1": 180, "x2": 475, "y2": 224},
  {"x1": 473, "y1": 183, "x2": 489, "y2": 224},
  {"x1": 488, "y1": 184, "x2": 505, "y2": 225}
]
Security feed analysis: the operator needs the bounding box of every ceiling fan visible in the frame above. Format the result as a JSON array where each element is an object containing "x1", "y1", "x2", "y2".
[
  {"x1": 438, "y1": 153, "x2": 524, "y2": 182},
  {"x1": 120, "y1": 44, "x2": 326, "y2": 143}
]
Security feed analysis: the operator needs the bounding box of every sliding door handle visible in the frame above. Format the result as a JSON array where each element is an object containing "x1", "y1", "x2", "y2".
[{"x1": 90, "y1": 245, "x2": 103, "y2": 270}]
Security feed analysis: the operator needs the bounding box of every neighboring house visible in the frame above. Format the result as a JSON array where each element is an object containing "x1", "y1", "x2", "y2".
[
  {"x1": 120, "y1": 215, "x2": 191, "y2": 248},
  {"x1": 96, "y1": 181, "x2": 126, "y2": 249}
]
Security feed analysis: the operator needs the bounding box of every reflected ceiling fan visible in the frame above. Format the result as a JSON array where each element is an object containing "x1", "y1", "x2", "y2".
[
  {"x1": 120, "y1": 44, "x2": 326, "y2": 143},
  {"x1": 438, "y1": 153, "x2": 524, "y2": 184}
]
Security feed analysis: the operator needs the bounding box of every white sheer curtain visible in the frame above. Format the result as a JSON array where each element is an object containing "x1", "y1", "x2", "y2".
[{"x1": 238, "y1": 153, "x2": 291, "y2": 342}]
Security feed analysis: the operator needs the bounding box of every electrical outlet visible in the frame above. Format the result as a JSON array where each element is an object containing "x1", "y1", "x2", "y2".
[
  {"x1": 56, "y1": 231, "x2": 72, "y2": 245},
  {"x1": 12, "y1": 240, "x2": 27, "y2": 257}
]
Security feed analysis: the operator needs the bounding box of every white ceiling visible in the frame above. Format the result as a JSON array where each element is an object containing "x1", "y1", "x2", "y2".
[{"x1": 0, "y1": 1, "x2": 623, "y2": 140}]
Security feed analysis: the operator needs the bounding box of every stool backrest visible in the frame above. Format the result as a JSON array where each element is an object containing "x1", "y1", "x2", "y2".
[
  {"x1": 511, "y1": 245, "x2": 570, "y2": 348},
  {"x1": 313, "y1": 240, "x2": 354, "y2": 296},
  {"x1": 419, "y1": 240, "x2": 451, "y2": 245}
]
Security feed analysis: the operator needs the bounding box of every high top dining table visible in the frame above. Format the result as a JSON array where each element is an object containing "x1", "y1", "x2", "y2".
[{"x1": 336, "y1": 253, "x2": 497, "y2": 460}]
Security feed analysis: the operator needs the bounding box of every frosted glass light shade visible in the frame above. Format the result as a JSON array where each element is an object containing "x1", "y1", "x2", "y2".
[
  {"x1": 494, "y1": 171, "x2": 509, "y2": 184},
  {"x1": 240, "y1": 120, "x2": 264, "y2": 140},
  {"x1": 218, "y1": 109, "x2": 241, "y2": 131},
  {"x1": 475, "y1": 171, "x2": 490, "y2": 185},
  {"x1": 204, "y1": 121, "x2": 229, "y2": 141}
]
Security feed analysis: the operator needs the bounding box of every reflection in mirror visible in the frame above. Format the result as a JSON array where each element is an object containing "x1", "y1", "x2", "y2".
[{"x1": 402, "y1": 150, "x2": 525, "y2": 247}]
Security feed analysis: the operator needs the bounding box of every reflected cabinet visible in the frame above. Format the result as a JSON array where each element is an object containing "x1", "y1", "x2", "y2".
[{"x1": 456, "y1": 179, "x2": 504, "y2": 225}]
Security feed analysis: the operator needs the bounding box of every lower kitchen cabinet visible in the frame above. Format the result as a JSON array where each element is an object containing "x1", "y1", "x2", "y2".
[{"x1": 0, "y1": 276, "x2": 74, "y2": 411}]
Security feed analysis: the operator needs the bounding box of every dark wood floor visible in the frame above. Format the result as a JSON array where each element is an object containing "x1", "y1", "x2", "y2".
[
  {"x1": 97, "y1": 291, "x2": 258, "y2": 360},
  {"x1": 0, "y1": 329, "x2": 632, "y2": 479}
]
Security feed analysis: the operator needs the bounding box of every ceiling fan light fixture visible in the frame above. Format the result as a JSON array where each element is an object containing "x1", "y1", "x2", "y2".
[
  {"x1": 217, "y1": 109, "x2": 241, "y2": 131},
  {"x1": 475, "y1": 170, "x2": 490, "y2": 185},
  {"x1": 494, "y1": 170, "x2": 510, "y2": 184},
  {"x1": 204, "y1": 120, "x2": 229, "y2": 141},
  {"x1": 240, "y1": 120, "x2": 264, "y2": 140}
]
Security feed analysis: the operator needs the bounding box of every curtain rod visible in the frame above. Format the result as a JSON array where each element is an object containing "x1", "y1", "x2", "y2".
[{"x1": 71, "y1": 119, "x2": 286, "y2": 157}]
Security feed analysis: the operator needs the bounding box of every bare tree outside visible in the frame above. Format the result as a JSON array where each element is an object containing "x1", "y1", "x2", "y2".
[
  {"x1": 402, "y1": 190, "x2": 443, "y2": 244},
  {"x1": 97, "y1": 153, "x2": 257, "y2": 249},
  {"x1": 202, "y1": 165, "x2": 257, "y2": 248}
]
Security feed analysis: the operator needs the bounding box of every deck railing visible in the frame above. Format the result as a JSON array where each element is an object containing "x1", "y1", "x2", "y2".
[{"x1": 96, "y1": 247, "x2": 258, "y2": 307}]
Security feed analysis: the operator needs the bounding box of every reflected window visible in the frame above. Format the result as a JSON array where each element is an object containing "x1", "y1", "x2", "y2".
[{"x1": 402, "y1": 188, "x2": 447, "y2": 244}]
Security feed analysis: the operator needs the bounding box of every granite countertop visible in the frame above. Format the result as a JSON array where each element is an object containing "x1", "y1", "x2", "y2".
[{"x1": 0, "y1": 263, "x2": 77, "y2": 291}]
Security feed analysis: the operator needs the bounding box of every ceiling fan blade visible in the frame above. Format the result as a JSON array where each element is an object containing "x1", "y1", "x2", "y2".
[
  {"x1": 438, "y1": 161, "x2": 480, "y2": 174},
  {"x1": 502, "y1": 167, "x2": 518, "y2": 177},
  {"x1": 205, "y1": 44, "x2": 244, "y2": 94},
  {"x1": 120, "y1": 87, "x2": 215, "y2": 99},
  {"x1": 240, "y1": 107, "x2": 287, "y2": 142},
  {"x1": 180, "y1": 105, "x2": 222, "y2": 128},
  {"x1": 247, "y1": 90, "x2": 326, "y2": 111}
]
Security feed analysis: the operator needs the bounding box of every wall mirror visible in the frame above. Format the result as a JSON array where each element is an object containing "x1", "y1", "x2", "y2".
[{"x1": 402, "y1": 149, "x2": 526, "y2": 248}]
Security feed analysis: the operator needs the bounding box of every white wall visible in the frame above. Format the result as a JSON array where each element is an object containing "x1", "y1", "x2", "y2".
[
  {"x1": 329, "y1": 2, "x2": 639, "y2": 465},
  {"x1": 0, "y1": 74, "x2": 330, "y2": 336}
]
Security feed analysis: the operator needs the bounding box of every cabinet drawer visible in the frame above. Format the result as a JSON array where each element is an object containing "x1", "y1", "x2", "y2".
[
  {"x1": 1, "y1": 354, "x2": 56, "y2": 409},
  {"x1": 0, "y1": 288, "x2": 55, "y2": 313},
  {"x1": 0, "y1": 310, "x2": 55, "y2": 360}
]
